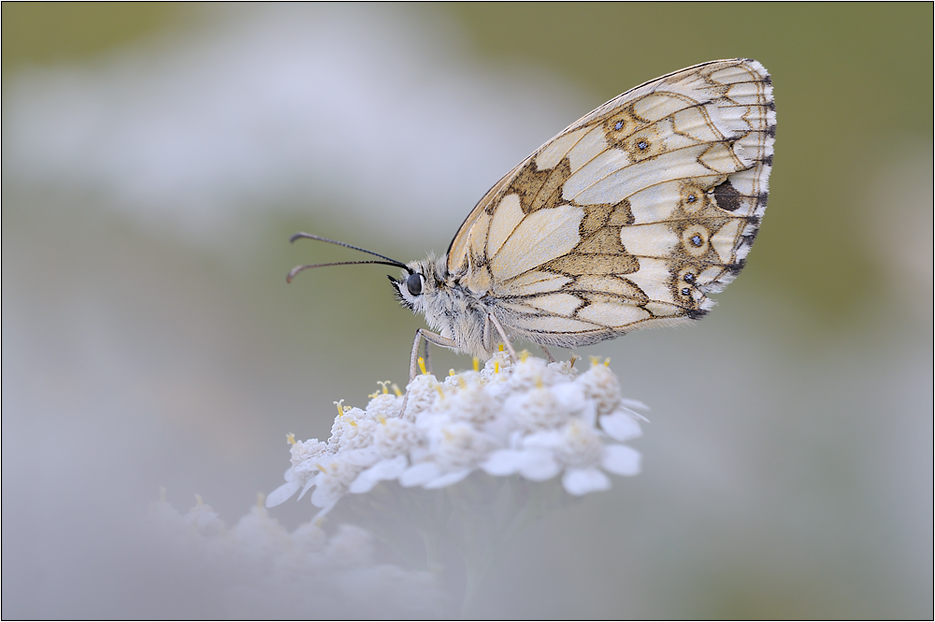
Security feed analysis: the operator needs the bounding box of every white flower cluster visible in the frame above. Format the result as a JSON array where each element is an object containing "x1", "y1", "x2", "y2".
[
  {"x1": 268, "y1": 354, "x2": 646, "y2": 514},
  {"x1": 152, "y1": 493, "x2": 443, "y2": 616}
]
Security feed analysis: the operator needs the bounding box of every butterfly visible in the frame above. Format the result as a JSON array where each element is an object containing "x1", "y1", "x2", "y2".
[{"x1": 289, "y1": 59, "x2": 775, "y2": 380}]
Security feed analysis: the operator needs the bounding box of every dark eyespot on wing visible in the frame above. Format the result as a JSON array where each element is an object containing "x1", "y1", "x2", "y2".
[{"x1": 711, "y1": 179, "x2": 742, "y2": 212}]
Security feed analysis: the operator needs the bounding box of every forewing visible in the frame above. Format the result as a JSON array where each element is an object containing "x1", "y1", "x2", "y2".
[{"x1": 447, "y1": 59, "x2": 775, "y2": 347}]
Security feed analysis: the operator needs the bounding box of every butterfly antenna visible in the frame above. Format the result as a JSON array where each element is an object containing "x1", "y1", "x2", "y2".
[{"x1": 288, "y1": 233, "x2": 412, "y2": 283}]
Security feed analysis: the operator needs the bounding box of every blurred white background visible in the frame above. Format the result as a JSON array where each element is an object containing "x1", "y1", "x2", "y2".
[{"x1": 2, "y1": 4, "x2": 931, "y2": 618}]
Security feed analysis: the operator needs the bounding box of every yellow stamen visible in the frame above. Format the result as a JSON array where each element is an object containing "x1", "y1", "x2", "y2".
[
  {"x1": 435, "y1": 384, "x2": 445, "y2": 399},
  {"x1": 286, "y1": 433, "x2": 296, "y2": 445},
  {"x1": 418, "y1": 357, "x2": 428, "y2": 375},
  {"x1": 334, "y1": 400, "x2": 345, "y2": 417},
  {"x1": 348, "y1": 419, "x2": 357, "y2": 427},
  {"x1": 520, "y1": 350, "x2": 529, "y2": 362},
  {"x1": 604, "y1": 357, "x2": 611, "y2": 366},
  {"x1": 473, "y1": 357, "x2": 479, "y2": 371},
  {"x1": 316, "y1": 463, "x2": 327, "y2": 473},
  {"x1": 589, "y1": 356, "x2": 600, "y2": 366},
  {"x1": 377, "y1": 415, "x2": 386, "y2": 424},
  {"x1": 569, "y1": 354, "x2": 579, "y2": 367},
  {"x1": 449, "y1": 368, "x2": 455, "y2": 378},
  {"x1": 392, "y1": 383, "x2": 402, "y2": 397},
  {"x1": 499, "y1": 343, "x2": 504, "y2": 352},
  {"x1": 378, "y1": 380, "x2": 391, "y2": 394},
  {"x1": 368, "y1": 391, "x2": 379, "y2": 399},
  {"x1": 495, "y1": 360, "x2": 500, "y2": 374}
]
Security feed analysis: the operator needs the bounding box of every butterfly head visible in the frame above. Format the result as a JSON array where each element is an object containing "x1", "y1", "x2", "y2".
[
  {"x1": 389, "y1": 254, "x2": 448, "y2": 314},
  {"x1": 390, "y1": 253, "x2": 491, "y2": 358}
]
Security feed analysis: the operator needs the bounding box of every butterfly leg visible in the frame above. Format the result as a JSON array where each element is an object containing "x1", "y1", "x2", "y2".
[
  {"x1": 486, "y1": 313, "x2": 518, "y2": 363},
  {"x1": 540, "y1": 345, "x2": 556, "y2": 363},
  {"x1": 409, "y1": 328, "x2": 457, "y2": 381},
  {"x1": 422, "y1": 339, "x2": 432, "y2": 375}
]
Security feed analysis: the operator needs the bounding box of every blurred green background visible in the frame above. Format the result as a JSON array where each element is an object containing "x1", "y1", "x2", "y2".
[{"x1": 2, "y1": 3, "x2": 931, "y2": 618}]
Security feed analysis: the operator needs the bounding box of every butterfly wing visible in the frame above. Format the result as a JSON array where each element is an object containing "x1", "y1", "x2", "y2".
[{"x1": 446, "y1": 58, "x2": 775, "y2": 349}]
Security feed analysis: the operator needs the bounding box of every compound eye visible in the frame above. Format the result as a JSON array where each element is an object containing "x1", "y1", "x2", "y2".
[{"x1": 406, "y1": 273, "x2": 423, "y2": 296}]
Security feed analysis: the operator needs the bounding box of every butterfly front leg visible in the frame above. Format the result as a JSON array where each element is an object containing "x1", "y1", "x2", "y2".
[{"x1": 409, "y1": 328, "x2": 458, "y2": 381}]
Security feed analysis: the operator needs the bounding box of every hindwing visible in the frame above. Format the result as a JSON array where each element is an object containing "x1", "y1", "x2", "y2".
[{"x1": 446, "y1": 58, "x2": 775, "y2": 347}]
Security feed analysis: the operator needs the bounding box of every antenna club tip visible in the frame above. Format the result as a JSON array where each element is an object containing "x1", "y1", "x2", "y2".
[{"x1": 286, "y1": 265, "x2": 307, "y2": 282}]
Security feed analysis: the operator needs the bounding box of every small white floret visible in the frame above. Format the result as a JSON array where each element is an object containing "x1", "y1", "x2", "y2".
[
  {"x1": 562, "y1": 467, "x2": 611, "y2": 496},
  {"x1": 601, "y1": 444, "x2": 641, "y2": 476},
  {"x1": 599, "y1": 410, "x2": 643, "y2": 442},
  {"x1": 349, "y1": 455, "x2": 409, "y2": 494}
]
